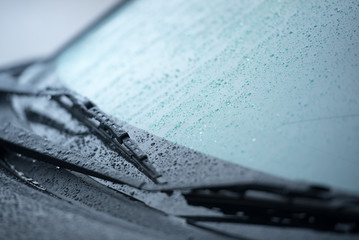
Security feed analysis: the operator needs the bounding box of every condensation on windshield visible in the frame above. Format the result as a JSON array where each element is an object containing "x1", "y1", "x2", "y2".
[{"x1": 56, "y1": 0, "x2": 359, "y2": 192}]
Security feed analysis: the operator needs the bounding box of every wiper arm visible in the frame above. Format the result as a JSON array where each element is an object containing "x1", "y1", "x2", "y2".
[
  {"x1": 181, "y1": 183, "x2": 359, "y2": 233},
  {"x1": 47, "y1": 88, "x2": 166, "y2": 184},
  {"x1": 0, "y1": 80, "x2": 166, "y2": 184}
]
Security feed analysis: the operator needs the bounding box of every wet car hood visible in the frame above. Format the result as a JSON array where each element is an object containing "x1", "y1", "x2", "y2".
[{"x1": 0, "y1": 65, "x2": 358, "y2": 240}]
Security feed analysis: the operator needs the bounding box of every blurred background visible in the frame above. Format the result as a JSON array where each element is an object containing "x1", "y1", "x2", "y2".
[{"x1": 0, "y1": 0, "x2": 118, "y2": 67}]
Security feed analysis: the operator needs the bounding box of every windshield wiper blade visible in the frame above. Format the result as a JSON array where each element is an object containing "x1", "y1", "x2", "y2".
[
  {"x1": 0, "y1": 80, "x2": 166, "y2": 184},
  {"x1": 47, "y1": 89, "x2": 166, "y2": 184},
  {"x1": 181, "y1": 183, "x2": 359, "y2": 233}
]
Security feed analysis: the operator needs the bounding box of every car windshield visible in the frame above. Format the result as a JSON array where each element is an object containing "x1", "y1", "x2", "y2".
[{"x1": 55, "y1": 0, "x2": 359, "y2": 192}]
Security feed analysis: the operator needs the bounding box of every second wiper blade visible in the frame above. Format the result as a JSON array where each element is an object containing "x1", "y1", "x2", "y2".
[{"x1": 181, "y1": 183, "x2": 359, "y2": 233}]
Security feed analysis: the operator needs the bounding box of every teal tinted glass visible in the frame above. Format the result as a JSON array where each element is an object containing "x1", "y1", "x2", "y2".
[{"x1": 55, "y1": 0, "x2": 359, "y2": 192}]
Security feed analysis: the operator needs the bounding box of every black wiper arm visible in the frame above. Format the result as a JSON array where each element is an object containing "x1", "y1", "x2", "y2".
[
  {"x1": 181, "y1": 183, "x2": 359, "y2": 233},
  {"x1": 47, "y1": 89, "x2": 166, "y2": 184},
  {"x1": 0, "y1": 80, "x2": 166, "y2": 184}
]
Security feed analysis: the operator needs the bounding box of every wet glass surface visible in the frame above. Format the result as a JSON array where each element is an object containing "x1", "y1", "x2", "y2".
[{"x1": 56, "y1": 0, "x2": 359, "y2": 192}]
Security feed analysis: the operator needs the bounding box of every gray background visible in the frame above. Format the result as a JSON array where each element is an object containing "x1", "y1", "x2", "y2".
[{"x1": 0, "y1": 0, "x2": 117, "y2": 67}]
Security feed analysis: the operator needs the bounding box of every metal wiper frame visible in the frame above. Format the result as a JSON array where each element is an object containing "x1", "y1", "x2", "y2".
[{"x1": 48, "y1": 88, "x2": 167, "y2": 184}]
